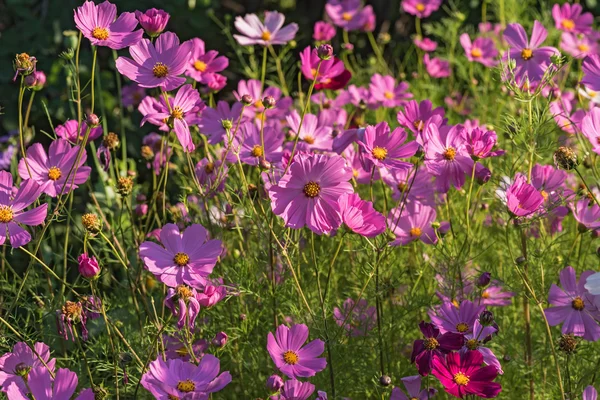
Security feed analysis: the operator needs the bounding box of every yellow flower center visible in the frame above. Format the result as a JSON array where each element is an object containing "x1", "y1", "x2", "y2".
[
  {"x1": 173, "y1": 252, "x2": 190, "y2": 267},
  {"x1": 177, "y1": 380, "x2": 195, "y2": 393},
  {"x1": 254, "y1": 100, "x2": 264, "y2": 109},
  {"x1": 453, "y1": 372, "x2": 470, "y2": 386},
  {"x1": 303, "y1": 135, "x2": 315, "y2": 145},
  {"x1": 48, "y1": 166, "x2": 62, "y2": 181},
  {"x1": 303, "y1": 181, "x2": 321, "y2": 198},
  {"x1": 204, "y1": 162, "x2": 215, "y2": 174},
  {"x1": 384, "y1": 91, "x2": 394, "y2": 100},
  {"x1": 409, "y1": 227, "x2": 422, "y2": 237},
  {"x1": 423, "y1": 337, "x2": 439, "y2": 350},
  {"x1": 561, "y1": 19, "x2": 575, "y2": 31},
  {"x1": 482, "y1": 290, "x2": 490, "y2": 299},
  {"x1": 171, "y1": 106, "x2": 184, "y2": 120},
  {"x1": 261, "y1": 30, "x2": 271, "y2": 41},
  {"x1": 92, "y1": 27, "x2": 109, "y2": 40},
  {"x1": 413, "y1": 119, "x2": 424, "y2": 131},
  {"x1": 397, "y1": 182, "x2": 407, "y2": 192},
  {"x1": 175, "y1": 346, "x2": 189, "y2": 357},
  {"x1": 193, "y1": 60, "x2": 207, "y2": 72},
  {"x1": 416, "y1": 3, "x2": 426, "y2": 11},
  {"x1": 578, "y1": 44, "x2": 590, "y2": 52},
  {"x1": 342, "y1": 12, "x2": 353, "y2": 21},
  {"x1": 176, "y1": 285, "x2": 194, "y2": 299},
  {"x1": 540, "y1": 190, "x2": 549, "y2": 201},
  {"x1": 471, "y1": 48, "x2": 483, "y2": 58},
  {"x1": 521, "y1": 48, "x2": 533, "y2": 60},
  {"x1": 372, "y1": 146, "x2": 388, "y2": 160},
  {"x1": 0, "y1": 205, "x2": 13, "y2": 223},
  {"x1": 466, "y1": 338, "x2": 478, "y2": 350},
  {"x1": 456, "y1": 322, "x2": 469, "y2": 333},
  {"x1": 443, "y1": 147, "x2": 456, "y2": 160},
  {"x1": 283, "y1": 350, "x2": 299, "y2": 365},
  {"x1": 152, "y1": 62, "x2": 169, "y2": 78},
  {"x1": 572, "y1": 296, "x2": 585, "y2": 311},
  {"x1": 311, "y1": 68, "x2": 318, "y2": 78},
  {"x1": 251, "y1": 145, "x2": 264, "y2": 158}
]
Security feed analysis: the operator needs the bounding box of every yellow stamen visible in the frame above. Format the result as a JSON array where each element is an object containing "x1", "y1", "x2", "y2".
[
  {"x1": 251, "y1": 145, "x2": 264, "y2": 158},
  {"x1": 561, "y1": 19, "x2": 575, "y2": 31},
  {"x1": 152, "y1": 62, "x2": 169, "y2": 78},
  {"x1": 303, "y1": 181, "x2": 320, "y2": 198},
  {"x1": 453, "y1": 372, "x2": 470, "y2": 386},
  {"x1": 303, "y1": 135, "x2": 315, "y2": 145},
  {"x1": 471, "y1": 48, "x2": 483, "y2": 58},
  {"x1": 342, "y1": 12, "x2": 353, "y2": 21},
  {"x1": 409, "y1": 227, "x2": 422, "y2": 237},
  {"x1": 92, "y1": 27, "x2": 109, "y2": 40},
  {"x1": 48, "y1": 166, "x2": 62, "y2": 181},
  {"x1": 384, "y1": 91, "x2": 394, "y2": 100},
  {"x1": 456, "y1": 322, "x2": 469, "y2": 333},
  {"x1": 193, "y1": 60, "x2": 207, "y2": 72},
  {"x1": 372, "y1": 146, "x2": 388, "y2": 161},
  {"x1": 443, "y1": 147, "x2": 456, "y2": 160},
  {"x1": 177, "y1": 380, "x2": 195, "y2": 393},
  {"x1": 171, "y1": 106, "x2": 184, "y2": 120},
  {"x1": 173, "y1": 252, "x2": 190, "y2": 267},
  {"x1": 283, "y1": 350, "x2": 299, "y2": 365},
  {"x1": 0, "y1": 206, "x2": 13, "y2": 223},
  {"x1": 572, "y1": 296, "x2": 585, "y2": 311},
  {"x1": 423, "y1": 337, "x2": 439, "y2": 350},
  {"x1": 261, "y1": 30, "x2": 271, "y2": 41},
  {"x1": 416, "y1": 3, "x2": 426, "y2": 12},
  {"x1": 521, "y1": 48, "x2": 533, "y2": 60}
]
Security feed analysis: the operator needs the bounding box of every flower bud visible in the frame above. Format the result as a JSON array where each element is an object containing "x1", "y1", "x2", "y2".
[
  {"x1": 78, "y1": 253, "x2": 100, "y2": 278},
  {"x1": 515, "y1": 256, "x2": 526, "y2": 266},
  {"x1": 82, "y1": 213, "x2": 102, "y2": 234},
  {"x1": 259, "y1": 159, "x2": 272, "y2": 170},
  {"x1": 475, "y1": 166, "x2": 491, "y2": 184},
  {"x1": 554, "y1": 146, "x2": 578, "y2": 170},
  {"x1": 317, "y1": 44, "x2": 333, "y2": 60},
  {"x1": 476, "y1": 272, "x2": 491, "y2": 288},
  {"x1": 212, "y1": 331, "x2": 228, "y2": 348},
  {"x1": 221, "y1": 119, "x2": 233, "y2": 130},
  {"x1": 266, "y1": 374, "x2": 284, "y2": 392},
  {"x1": 86, "y1": 114, "x2": 100, "y2": 128},
  {"x1": 135, "y1": 204, "x2": 148, "y2": 217},
  {"x1": 24, "y1": 70, "x2": 46, "y2": 90},
  {"x1": 14, "y1": 363, "x2": 31, "y2": 378},
  {"x1": 263, "y1": 96, "x2": 276, "y2": 109},
  {"x1": 241, "y1": 94, "x2": 254, "y2": 106},
  {"x1": 479, "y1": 310, "x2": 494, "y2": 326},
  {"x1": 135, "y1": 8, "x2": 170, "y2": 37},
  {"x1": 379, "y1": 375, "x2": 392, "y2": 386},
  {"x1": 239, "y1": 313, "x2": 247, "y2": 321}
]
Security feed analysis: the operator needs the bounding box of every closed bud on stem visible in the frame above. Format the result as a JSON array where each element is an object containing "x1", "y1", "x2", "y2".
[
  {"x1": 476, "y1": 272, "x2": 491, "y2": 288},
  {"x1": 221, "y1": 119, "x2": 233, "y2": 130},
  {"x1": 241, "y1": 94, "x2": 254, "y2": 106},
  {"x1": 86, "y1": 113, "x2": 100, "y2": 128},
  {"x1": 266, "y1": 375, "x2": 284, "y2": 392},
  {"x1": 515, "y1": 256, "x2": 526, "y2": 266},
  {"x1": 379, "y1": 375, "x2": 392, "y2": 386},
  {"x1": 479, "y1": 310, "x2": 495, "y2": 326},
  {"x1": 317, "y1": 43, "x2": 333, "y2": 60},
  {"x1": 78, "y1": 253, "x2": 100, "y2": 279},
  {"x1": 263, "y1": 96, "x2": 276, "y2": 109}
]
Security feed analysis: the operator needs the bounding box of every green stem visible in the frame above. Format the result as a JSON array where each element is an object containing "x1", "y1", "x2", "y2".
[
  {"x1": 260, "y1": 46, "x2": 268, "y2": 92},
  {"x1": 91, "y1": 46, "x2": 97, "y2": 114}
]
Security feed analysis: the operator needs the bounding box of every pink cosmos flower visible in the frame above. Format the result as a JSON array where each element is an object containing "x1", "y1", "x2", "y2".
[
  {"x1": 432, "y1": 351, "x2": 502, "y2": 399},
  {"x1": 583, "y1": 108, "x2": 600, "y2": 155},
  {"x1": 369, "y1": 74, "x2": 412, "y2": 108},
  {"x1": 184, "y1": 38, "x2": 229, "y2": 84},
  {"x1": 115, "y1": 32, "x2": 192, "y2": 92},
  {"x1": 402, "y1": 0, "x2": 442, "y2": 18},
  {"x1": 505, "y1": 174, "x2": 544, "y2": 217},
  {"x1": 269, "y1": 153, "x2": 353, "y2": 234},
  {"x1": 502, "y1": 21, "x2": 559, "y2": 83},
  {"x1": 0, "y1": 342, "x2": 56, "y2": 395},
  {"x1": 164, "y1": 285, "x2": 201, "y2": 329},
  {"x1": 121, "y1": 83, "x2": 146, "y2": 107},
  {"x1": 163, "y1": 334, "x2": 208, "y2": 362},
  {"x1": 195, "y1": 158, "x2": 228, "y2": 195},
  {"x1": 74, "y1": 1, "x2": 142, "y2": 50},
  {"x1": 234, "y1": 122, "x2": 283, "y2": 166},
  {"x1": 196, "y1": 281, "x2": 227, "y2": 307},
  {"x1": 267, "y1": 323, "x2": 326, "y2": 379},
  {"x1": 545, "y1": 266, "x2": 600, "y2": 342},
  {"x1": 584, "y1": 386, "x2": 598, "y2": 400},
  {"x1": 0, "y1": 171, "x2": 47, "y2": 248},
  {"x1": 573, "y1": 199, "x2": 600, "y2": 231},
  {"x1": 325, "y1": 0, "x2": 366, "y2": 31},
  {"x1": 390, "y1": 375, "x2": 437, "y2": 400},
  {"x1": 299, "y1": 46, "x2": 352, "y2": 91},
  {"x1": 552, "y1": 3, "x2": 593, "y2": 34},
  {"x1": 549, "y1": 98, "x2": 585, "y2": 134},
  {"x1": 55, "y1": 120, "x2": 102, "y2": 143},
  {"x1": 531, "y1": 164, "x2": 574, "y2": 214},
  {"x1": 141, "y1": 355, "x2": 231, "y2": 398},
  {"x1": 463, "y1": 126, "x2": 504, "y2": 159},
  {"x1": 560, "y1": 33, "x2": 599, "y2": 59},
  {"x1": 344, "y1": 145, "x2": 377, "y2": 184},
  {"x1": 423, "y1": 123, "x2": 473, "y2": 193},
  {"x1": 459, "y1": 34, "x2": 498, "y2": 67},
  {"x1": 234, "y1": 11, "x2": 298, "y2": 46},
  {"x1": 429, "y1": 300, "x2": 485, "y2": 335},
  {"x1": 480, "y1": 285, "x2": 515, "y2": 307},
  {"x1": 18, "y1": 139, "x2": 91, "y2": 197},
  {"x1": 411, "y1": 321, "x2": 465, "y2": 376},
  {"x1": 333, "y1": 298, "x2": 377, "y2": 336},
  {"x1": 582, "y1": 55, "x2": 600, "y2": 91},
  {"x1": 414, "y1": 37, "x2": 438, "y2": 52},
  {"x1": 460, "y1": 320, "x2": 503, "y2": 374},
  {"x1": 198, "y1": 101, "x2": 244, "y2": 145},
  {"x1": 5, "y1": 366, "x2": 93, "y2": 400},
  {"x1": 397, "y1": 99, "x2": 445, "y2": 136},
  {"x1": 313, "y1": 21, "x2": 336, "y2": 41},
  {"x1": 338, "y1": 193, "x2": 386, "y2": 237},
  {"x1": 388, "y1": 201, "x2": 437, "y2": 246},
  {"x1": 139, "y1": 223, "x2": 222, "y2": 288},
  {"x1": 286, "y1": 110, "x2": 333, "y2": 152},
  {"x1": 383, "y1": 166, "x2": 435, "y2": 206},
  {"x1": 275, "y1": 380, "x2": 316, "y2": 400},
  {"x1": 423, "y1": 54, "x2": 451, "y2": 78},
  {"x1": 140, "y1": 84, "x2": 201, "y2": 152},
  {"x1": 135, "y1": 8, "x2": 170, "y2": 37},
  {"x1": 357, "y1": 122, "x2": 418, "y2": 172}
]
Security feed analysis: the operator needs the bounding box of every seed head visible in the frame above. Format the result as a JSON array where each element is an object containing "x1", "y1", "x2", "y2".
[
  {"x1": 116, "y1": 177, "x2": 134, "y2": 196},
  {"x1": 82, "y1": 213, "x2": 101, "y2": 234},
  {"x1": 554, "y1": 146, "x2": 578, "y2": 170}
]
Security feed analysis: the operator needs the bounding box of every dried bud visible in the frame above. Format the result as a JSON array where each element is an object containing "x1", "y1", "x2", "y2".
[
  {"x1": 93, "y1": 386, "x2": 109, "y2": 399},
  {"x1": 82, "y1": 213, "x2": 101, "y2": 234},
  {"x1": 241, "y1": 94, "x2": 254, "y2": 106},
  {"x1": 479, "y1": 310, "x2": 495, "y2": 326},
  {"x1": 86, "y1": 114, "x2": 100, "y2": 128},
  {"x1": 78, "y1": 253, "x2": 100, "y2": 279},
  {"x1": 103, "y1": 132, "x2": 120, "y2": 150},
  {"x1": 558, "y1": 334, "x2": 578, "y2": 354},
  {"x1": 221, "y1": 119, "x2": 233, "y2": 130},
  {"x1": 379, "y1": 375, "x2": 392, "y2": 387},
  {"x1": 553, "y1": 146, "x2": 578, "y2": 170},
  {"x1": 13, "y1": 53, "x2": 37, "y2": 80},
  {"x1": 263, "y1": 96, "x2": 276, "y2": 109},
  {"x1": 515, "y1": 256, "x2": 526, "y2": 266},
  {"x1": 266, "y1": 375, "x2": 284, "y2": 392},
  {"x1": 116, "y1": 177, "x2": 134, "y2": 196},
  {"x1": 476, "y1": 272, "x2": 491, "y2": 288},
  {"x1": 141, "y1": 145, "x2": 154, "y2": 161},
  {"x1": 317, "y1": 43, "x2": 333, "y2": 60}
]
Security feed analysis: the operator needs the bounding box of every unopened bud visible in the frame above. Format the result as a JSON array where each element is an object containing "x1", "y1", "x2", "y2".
[
  {"x1": 263, "y1": 96, "x2": 276, "y2": 109},
  {"x1": 476, "y1": 272, "x2": 491, "y2": 288},
  {"x1": 479, "y1": 310, "x2": 494, "y2": 326},
  {"x1": 241, "y1": 94, "x2": 254, "y2": 106},
  {"x1": 78, "y1": 253, "x2": 100, "y2": 279},
  {"x1": 379, "y1": 375, "x2": 391, "y2": 386},
  {"x1": 515, "y1": 256, "x2": 526, "y2": 266},
  {"x1": 266, "y1": 375, "x2": 284, "y2": 392},
  {"x1": 317, "y1": 43, "x2": 333, "y2": 60},
  {"x1": 221, "y1": 119, "x2": 233, "y2": 130},
  {"x1": 86, "y1": 113, "x2": 100, "y2": 128}
]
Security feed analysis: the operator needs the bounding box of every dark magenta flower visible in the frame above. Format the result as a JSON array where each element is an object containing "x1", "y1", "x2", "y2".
[
  {"x1": 300, "y1": 46, "x2": 351, "y2": 90},
  {"x1": 411, "y1": 321, "x2": 464, "y2": 376},
  {"x1": 505, "y1": 174, "x2": 544, "y2": 217}
]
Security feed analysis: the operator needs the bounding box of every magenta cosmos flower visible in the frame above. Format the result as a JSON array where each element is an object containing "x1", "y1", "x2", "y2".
[
  {"x1": 584, "y1": 386, "x2": 598, "y2": 400},
  {"x1": 286, "y1": 110, "x2": 333, "y2": 152},
  {"x1": 18, "y1": 139, "x2": 91, "y2": 197},
  {"x1": 140, "y1": 84, "x2": 201, "y2": 152},
  {"x1": 184, "y1": 38, "x2": 229, "y2": 84},
  {"x1": 572, "y1": 198, "x2": 600, "y2": 231},
  {"x1": 397, "y1": 99, "x2": 445, "y2": 140},
  {"x1": 582, "y1": 107, "x2": 600, "y2": 155},
  {"x1": 135, "y1": 8, "x2": 170, "y2": 37},
  {"x1": 325, "y1": 0, "x2": 366, "y2": 31},
  {"x1": 55, "y1": 120, "x2": 102, "y2": 143},
  {"x1": 432, "y1": 351, "x2": 502, "y2": 399},
  {"x1": 0, "y1": 342, "x2": 56, "y2": 395},
  {"x1": 74, "y1": 1, "x2": 142, "y2": 50},
  {"x1": 139, "y1": 223, "x2": 222, "y2": 288},
  {"x1": 333, "y1": 298, "x2": 377, "y2": 336},
  {"x1": 582, "y1": 55, "x2": 600, "y2": 91},
  {"x1": 383, "y1": 167, "x2": 435, "y2": 206},
  {"x1": 369, "y1": 74, "x2": 412, "y2": 108},
  {"x1": 423, "y1": 123, "x2": 473, "y2": 193},
  {"x1": 460, "y1": 320, "x2": 503, "y2": 374},
  {"x1": 429, "y1": 300, "x2": 485, "y2": 335},
  {"x1": 234, "y1": 11, "x2": 298, "y2": 46},
  {"x1": 402, "y1": 0, "x2": 442, "y2": 18},
  {"x1": 388, "y1": 201, "x2": 437, "y2": 246},
  {"x1": 5, "y1": 367, "x2": 93, "y2": 400},
  {"x1": 463, "y1": 126, "x2": 504, "y2": 159},
  {"x1": 505, "y1": 174, "x2": 544, "y2": 217},
  {"x1": 299, "y1": 46, "x2": 351, "y2": 90},
  {"x1": 234, "y1": 122, "x2": 283, "y2": 166},
  {"x1": 424, "y1": 54, "x2": 451, "y2": 78},
  {"x1": 545, "y1": 266, "x2": 600, "y2": 342},
  {"x1": 115, "y1": 32, "x2": 192, "y2": 92},
  {"x1": 269, "y1": 153, "x2": 353, "y2": 235},
  {"x1": 0, "y1": 171, "x2": 47, "y2": 248},
  {"x1": 267, "y1": 323, "x2": 326, "y2": 379},
  {"x1": 275, "y1": 380, "x2": 316, "y2": 400},
  {"x1": 414, "y1": 37, "x2": 438, "y2": 52},
  {"x1": 480, "y1": 285, "x2": 515, "y2": 307},
  {"x1": 313, "y1": 21, "x2": 336, "y2": 41},
  {"x1": 338, "y1": 193, "x2": 386, "y2": 237},
  {"x1": 503, "y1": 21, "x2": 559, "y2": 83},
  {"x1": 198, "y1": 101, "x2": 244, "y2": 145},
  {"x1": 411, "y1": 321, "x2": 464, "y2": 376},
  {"x1": 357, "y1": 121, "x2": 419, "y2": 172},
  {"x1": 390, "y1": 375, "x2": 437, "y2": 400},
  {"x1": 141, "y1": 355, "x2": 231, "y2": 398},
  {"x1": 459, "y1": 34, "x2": 498, "y2": 67},
  {"x1": 552, "y1": 3, "x2": 593, "y2": 34}
]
